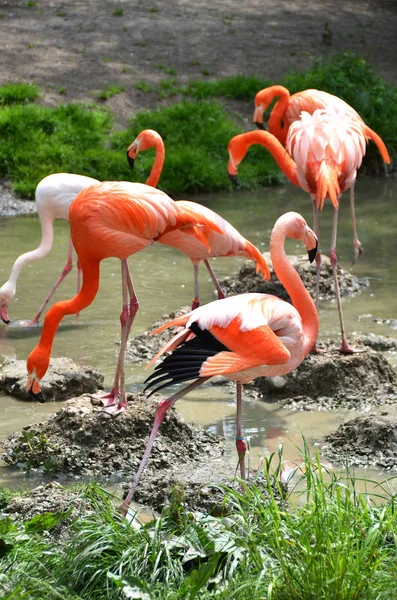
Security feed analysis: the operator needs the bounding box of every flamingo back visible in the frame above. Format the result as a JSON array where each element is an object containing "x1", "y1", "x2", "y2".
[
  {"x1": 287, "y1": 108, "x2": 367, "y2": 208},
  {"x1": 35, "y1": 173, "x2": 100, "y2": 220}
]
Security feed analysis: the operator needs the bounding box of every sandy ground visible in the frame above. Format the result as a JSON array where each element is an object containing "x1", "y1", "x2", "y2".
[{"x1": 0, "y1": 0, "x2": 396, "y2": 128}]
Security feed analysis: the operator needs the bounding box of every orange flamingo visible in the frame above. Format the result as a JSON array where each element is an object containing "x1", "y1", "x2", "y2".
[
  {"x1": 228, "y1": 108, "x2": 388, "y2": 353},
  {"x1": 121, "y1": 211, "x2": 318, "y2": 510},
  {"x1": 26, "y1": 181, "x2": 224, "y2": 413},
  {"x1": 126, "y1": 129, "x2": 270, "y2": 307},
  {"x1": 253, "y1": 85, "x2": 390, "y2": 263}
]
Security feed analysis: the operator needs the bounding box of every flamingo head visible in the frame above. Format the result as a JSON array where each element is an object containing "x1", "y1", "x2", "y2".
[
  {"x1": 26, "y1": 346, "x2": 49, "y2": 403},
  {"x1": 126, "y1": 129, "x2": 162, "y2": 170},
  {"x1": 253, "y1": 88, "x2": 275, "y2": 129},
  {"x1": 0, "y1": 282, "x2": 15, "y2": 324},
  {"x1": 280, "y1": 212, "x2": 318, "y2": 263},
  {"x1": 227, "y1": 134, "x2": 251, "y2": 188}
]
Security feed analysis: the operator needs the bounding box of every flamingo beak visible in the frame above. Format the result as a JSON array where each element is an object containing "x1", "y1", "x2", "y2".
[
  {"x1": 0, "y1": 304, "x2": 11, "y2": 325},
  {"x1": 308, "y1": 240, "x2": 318, "y2": 263},
  {"x1": 126, "y1": 151, "x2": 135, "y2": 170},
  {"x1": 227, "y1": 156, "x2": 240, "y2": 188},
  {"x1": 228, "y1": 172, "x2": 240, "y2": 188},
  {"x1": 253, "y1": 106, "x2": 265, "y2": 130},
  {"x1": 26, "y1": 373, "x2": 45, "y2": 403}
]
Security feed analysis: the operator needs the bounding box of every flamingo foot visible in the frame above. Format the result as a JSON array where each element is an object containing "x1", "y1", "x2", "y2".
[
  {"x1": 102, "y1": 400, "x2": 127, "y2": 415},
  {"x1": 191, "y1": 298, "x2": 200, "y2": 310},
  {"x1": 352, "y1": 241, "x2": 364, "y2": 265},
  {"x1": 91, "y1": 387, "x2": 120, "y2": 408},
  {"x1": 336, "y1": 340, "x2": 366, "y2": 354},
  {"x1": 310, "y1": 342, "x2": 324, "y2": 355}
]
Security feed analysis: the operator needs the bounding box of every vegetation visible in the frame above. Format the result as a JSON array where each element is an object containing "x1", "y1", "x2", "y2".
[
  {"x1": 1, "y1": 445, "x2": 397, "y2": 599},
  {"x1": 0, "y1": 53, "x2": 395, "y2": 198}
]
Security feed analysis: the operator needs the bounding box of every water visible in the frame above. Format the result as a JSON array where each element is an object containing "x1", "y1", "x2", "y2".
[{"x1": 1, "y1": 177, "x2": 397, "y2": 489}]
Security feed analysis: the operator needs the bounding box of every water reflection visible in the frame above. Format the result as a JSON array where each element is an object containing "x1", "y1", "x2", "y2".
[{"x1": 0, "y1": 177, "x2": 396, "y2": 485}]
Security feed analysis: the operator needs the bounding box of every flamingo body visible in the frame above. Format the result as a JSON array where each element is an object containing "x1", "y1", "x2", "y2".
[
  {"x1": 122, "y1": 211, "x2": 318, "y2": 508},
  {"x1": 26, "y1": 180, "x2": 223, "y2": 411},
  {"x1": 0, "y1": 173, "x2": 99, "y2": 324}
]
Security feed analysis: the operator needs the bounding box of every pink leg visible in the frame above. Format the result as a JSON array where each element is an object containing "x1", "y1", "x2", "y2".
[
  {"x1": 330, "y1": 208, "x2": 359, "y2": 354},
  {"x1": 235, "y1": 382, "x2": 247, "y2": 480},
  {"x1": 120, "y1": 377, "x2": 208, "y2": 515},
  {"x1": 75, "y1": 258, "x2": 82, "y2": 318},
  {"x1": 203, "y1": 259, "x2": 225, "y2": 300},
  {"x1": 310, "y1": 199, "x2": 321, "y2": 354},
  {"x1": 102, "y1": 260, "x2": 139, "y2": 413},
  {"x1": 350, "y1": 184, "x2": 363, "y2": 265},
  {"x1": 26, "y1": 237, "x2": 74, "y2": 326},
  {"x1": 191, "y1": 264, "x2": 200, "y2": 310}
]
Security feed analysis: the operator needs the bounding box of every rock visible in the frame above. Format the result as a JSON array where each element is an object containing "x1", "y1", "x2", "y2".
[
  {"x1": 0, "y1": 181, "x2": 36, "y2": 217},
  {"x1": 354, "y1": 333, "x2": 397, "y2": 352},
  {"x1": 1, "y1": 393, "x2": 226, "y2": 479},
  {"x1": 320, "y1": 405, "x2": 397, "y2": 470},
  {"x1": 218, "y1": 253, "x2": 369, "y2": 302},
  {"x1": 0, "y1": 357, "x2": 104, "y2": 401},
  {"x1": 243, "y1": 342, "x2": 397, "y2": 410}
]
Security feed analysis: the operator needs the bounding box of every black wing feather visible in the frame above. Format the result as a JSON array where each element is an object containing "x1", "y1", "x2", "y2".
[{"x1": 144, "y1": 322, "x2": 230, "y2": 396}]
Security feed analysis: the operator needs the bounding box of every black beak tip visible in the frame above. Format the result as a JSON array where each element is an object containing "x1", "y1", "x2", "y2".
[
  {"x1": 228, "y1": 173, "x2": 240, "y2": 188},
  {"x1": 255, "y1": 121, "x2": 265, "y2": 130},
  {"x1": 28, "y1": 388, "x2": 45, "y2": 404},
  {"x1": 127, "y1": 152, "x2": 135, "y2": 170},
  {"x1": 308, "y1": 244, "x2": 318, "y2": 264},
  {"x1": 1, "y1": 318, "x2": 11, "y2": 325}
]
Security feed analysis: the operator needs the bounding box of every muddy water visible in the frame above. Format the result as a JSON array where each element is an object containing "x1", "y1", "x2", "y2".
[{"x1": 1, "y1": 177, "x2": 396, "y2": 488}]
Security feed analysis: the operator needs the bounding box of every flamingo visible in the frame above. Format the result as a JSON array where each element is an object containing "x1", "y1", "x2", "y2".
[
  {"x1": 26, "y1": 180, "x2": 224, "y2": 413},
  {"x1": 126, "y1": 129, "x2": 270, "y2": 308},
  {"x1": 121, "y1": 211, "x2": 318, "y2": 511},
  {"x1": 0, "y1": 173, "x2": 99, "y2": 326},
  {"x1": 253, "y1": 85, "x2": 390, "y2": 263},
  {"x1": 227, "y1": 107, "x2": 389, "y2": 353}
]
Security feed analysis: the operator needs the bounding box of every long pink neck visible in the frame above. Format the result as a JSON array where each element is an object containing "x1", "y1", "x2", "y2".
[
  {"x1": 36, "y1": 259, "x2": 100, "y2": 353},
  {"x1": 144, "y1": 138, "x2": 165, "y2": 187},
  {"x1": 238, "y1": 130, "x2": 300, "y2": 187},
  {"x1": 267, "y1": 86, "x2": 291, "y2": 146},
  {"x1": 270, "y1": 225, "x2": 318, "y2": 355}
]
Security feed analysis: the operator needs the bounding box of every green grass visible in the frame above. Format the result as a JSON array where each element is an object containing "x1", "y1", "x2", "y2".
[
  {"x1": 0, "y1": 53, "x2": 395, "y2": 199},
  {"x1": 93, "y1": 84, "x2": 125, "y2": 101},
  {"x1": 1, "y1": 445, "x2": 397, "y2": 599}
]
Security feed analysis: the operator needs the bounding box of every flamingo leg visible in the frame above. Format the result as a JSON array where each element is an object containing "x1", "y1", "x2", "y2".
[
  {"x1": 203, "y1": 258, "x2": 225, "y2": 300},
  {"x1": 330, "y1": 208, "x2": 357, "y2": 354},
  {"x1": 120, "y1": 377, "x2": 209, "y2": 515},
  {"x1": 310, "y1": 199, "x2": 321, "y2": 353},
  {"x1": 350, "y1": 184, "x2": 363, "y2": 264},
  {"x1": 75, "y1": 257, "x2": 82, "y2": 318},
  {"x1": 192, "y1": 264, "x2": 200, "y2": 310},
  {"x1": 26, "y1": 237, "x2": 74, "y2": 326},
  {"x1": 103, "y1": 260, "x2": 139, "y2": 413},
  {"x1": 235, "y1": 382, "x2": 247, "y2": 480}
]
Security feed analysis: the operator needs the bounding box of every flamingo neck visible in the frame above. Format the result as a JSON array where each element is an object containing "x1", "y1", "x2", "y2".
[
  {"x1": 267, "y1": 86, "x2": 290, "y2": 146},
  {"x1": 36, "y1": 259, "x2": 100, "y2": 353},
  {"x1": 270, "y1": 227, "x2": 318, "y2": 354},
  {"x1": 145, "y1": 139, "x2": 165, "y2": 187},
  {"x1": 240, "y1": 130, "x2": 299, "y2": 187}
]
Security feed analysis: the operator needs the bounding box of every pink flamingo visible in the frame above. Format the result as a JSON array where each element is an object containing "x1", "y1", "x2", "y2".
[
  {"x1": 0, "y1": 173, "x2": 99, "y2": 326},
  {"x1": 253, "y1": 85, "x2": 390, "y2": 263},
  {"x1": 121, "y1": 211, "x2": 318, "y2": 510},
  {"x1": 227, "y1": 107, "x2": 389, "y2": 353},
  {"x1": 127, "y1": 129, "x2": 270, "y2": 308},
  {"x1": 26, "y1": 181, "x2": 224, "y2": 413}
]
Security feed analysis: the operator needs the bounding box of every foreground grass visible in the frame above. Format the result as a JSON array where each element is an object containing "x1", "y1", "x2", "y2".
[
  {"x1": 1, "y1": 444, "x2": 397, "y2": 599},
  {"x1": 0, "y1": 52, "x2": 396, "y2": 199}
]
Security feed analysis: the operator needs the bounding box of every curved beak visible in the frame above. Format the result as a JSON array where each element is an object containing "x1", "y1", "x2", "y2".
[
  {"x1": 126, "y1": 151, "x2": 135, "y2": 170},
  {"x1": 26, "y1": 373, "x2": 45, "y2": 403},
  {"x1": 0, "y1": 305, "x2": 11, "y2": 325},
  {"x1": 307, "y1": 243, "x2": 318, "y2": 264},
  {"x1": 227, "y1": 155, "x2": 240, "y2": 188},
  {"x1": 304, "y1": 226, "x2": 318, "y2": 263},
  {"x1": 228, "y1": 172, "x2": 240, "y2": 188},
  {"x1": 28, "y1": 387, "x2": 45, "y2": 403},
  {"x1": 253, "y1": 106, "x2": 265, "y2": 130}
]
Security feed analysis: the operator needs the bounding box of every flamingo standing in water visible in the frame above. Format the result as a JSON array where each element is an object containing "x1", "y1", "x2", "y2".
[
  {"x1": 26, "y1": 180, "x2": 223, "y2": 413},
  {"x1": 0, "y1": 173, "x2": 99, "y2": 326},
  {"x1": 126, "y1": 129, "x2": 270, "y2": 308},
  {"x1": 227, "y1": 107, "x2": 390, "y2": 353},
  {"x1": 253, "y1": 85, "x2": 390, "y2": 263},
  {"x1": 121, "y1": 211, "x2": 318, "y2": 511}
]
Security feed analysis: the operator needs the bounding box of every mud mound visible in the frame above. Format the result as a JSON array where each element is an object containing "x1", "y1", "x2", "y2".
[
  {"x1": 219, "y1": 254, "x2": 368, "y2": 301},
  {"x1": 243, "y1": 343, "x2": 397, "y2": 410},
  {"x1": 321, "y1": 405, "x2": 397, "y2": 470},
  {"x1": 1, "y1": 393, "x2": 225, "y2": 479},
  {"x1": 0, "y1": 357, "x2": 104, "y2": 401}
]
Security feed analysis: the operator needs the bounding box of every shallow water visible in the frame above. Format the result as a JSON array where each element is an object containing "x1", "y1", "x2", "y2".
[{"x1": 1, "y1": 177, "x2": 397, "y2": 490}]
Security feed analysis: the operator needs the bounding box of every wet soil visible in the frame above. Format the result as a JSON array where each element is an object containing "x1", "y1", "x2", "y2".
[
  {"x1": 0, "y1": 357, "x2": 104, "y2": 401},
  {"x1": 1, "y1": 393, "x2": 226, "y2": 480},
  {"x1": 320, "y1": 405, "x2": 397, "y2": 471}
]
